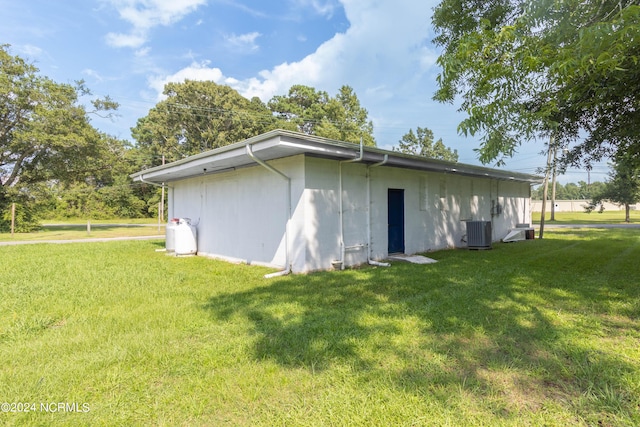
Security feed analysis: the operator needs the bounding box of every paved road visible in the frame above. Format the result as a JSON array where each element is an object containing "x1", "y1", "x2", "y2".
[
  {"x1": 41, "y1": 223, "x2": 163, "y2": 227},
  {"x1": 0, "y1": 235, "x2": 164, "y2": 246}
]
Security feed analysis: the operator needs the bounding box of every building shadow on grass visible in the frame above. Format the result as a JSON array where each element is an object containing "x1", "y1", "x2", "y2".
[{"x1": 203, "y1": 229, "x2": 640, "y2": 423}]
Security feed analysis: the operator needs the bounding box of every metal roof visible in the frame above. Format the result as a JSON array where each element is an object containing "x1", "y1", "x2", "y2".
[{"x1": 130, "y1": 129, "x2": 543, "y2": 184}]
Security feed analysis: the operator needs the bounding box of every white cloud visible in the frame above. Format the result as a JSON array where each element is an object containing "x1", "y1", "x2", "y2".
[
  {"x1": 290, "y1": 0, "x2": 340, "y2": 18},
  {"x1": 105, "y1": 31, "x2": 147, "y2": 49},
  {"x1": 148, "y1": 60, "x2": 238, "y2": 99},
  {"x1": 103, "y1": 0, "x2": 207, "y2": 48},
  {"x1": 135, "y1": 47, "x2": 152, "y2": 57},
  {"x1": 83, "y1": 68, "x2": 104, "y2": 82},
  {"x1": 18, "y1": 44, "x2": 44, "y2": 57},
  {"x1": 235, "y1": 0, "x2": 440, "y2": 102},
  {"x1": 148, "y1": 0, "x2": 440, "y2": 103},
  {"x1": 146, "y1": 0, "x2": 455, "y2": 146},
  {"x1": 224, "y1": 32, "x2": 262, "y2": 53}
]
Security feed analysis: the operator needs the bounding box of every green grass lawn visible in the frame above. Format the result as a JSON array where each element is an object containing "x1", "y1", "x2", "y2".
[
  {"x1": 532, "y1": 210, "x2": 640, "y2": 224},
  {"x1": 40, "y1": 218, "x2": 161, "y2": 225},
  {"x1": 0, "y1": 222, "x2": 164, "y2": 242},
  {"x1": 1, "y1": 230, "x2": 639, "y2": 426}
]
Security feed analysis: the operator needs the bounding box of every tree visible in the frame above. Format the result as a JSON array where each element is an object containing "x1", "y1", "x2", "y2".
[
  {"x1": 132, "y1": 80, "x2": 280, "y2": 166},
  {"x1": 586, "y1": 156, "x2": 640, "y2": 222},
  {"x1": 0, "y1": 45, "x2": 118, "y2": 229},
  {"x1": 40, "y1": 135, "x2": 154, "y2": 220},
  {"x1": 532, "y1": 180, "x2": 606, "y2": 200},
  {"x1": 268, "y1": 85, "x2": 376, "y2": 146},
  {"x1": 393, "y1": 127, "x2": 458, "y2": 161},
  {"x1": 432, "y1": 1, "x2": 640, "y2": 168},
  {"x1": 1, "y1": 45, "x2": 117, "y2": 187}
]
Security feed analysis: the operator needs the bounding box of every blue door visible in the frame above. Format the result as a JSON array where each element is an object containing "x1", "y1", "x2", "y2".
[{"x1": 387, "y1": 189, "x2": 405, "y2": 254}]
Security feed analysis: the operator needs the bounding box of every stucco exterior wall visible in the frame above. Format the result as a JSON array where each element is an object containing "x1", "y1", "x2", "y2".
[
  {"x1": 303, "y1": 159, "x2": 369, "y2": 271},
  {"x1": 303, "y1": 157, "x2": 533, "y2": 269},
  {"x1": 169, "y1": 155, "x2": 306, "y2": 270},
  {"x1": 168, "y1": 154, "x2": 533, "y2": 273},
  {"x1": 367, "y1": 166, "x2": 468, "y2": 258}
]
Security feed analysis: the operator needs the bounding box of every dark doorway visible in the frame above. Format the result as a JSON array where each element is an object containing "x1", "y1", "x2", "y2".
[{"x1": 387, "y1": 188, "x2": 405, "y2": 254}]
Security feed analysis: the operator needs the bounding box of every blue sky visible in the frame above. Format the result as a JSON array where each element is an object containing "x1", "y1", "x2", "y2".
[{"x1": 1, "y1": 0, "x2": 610, "y2": 183}]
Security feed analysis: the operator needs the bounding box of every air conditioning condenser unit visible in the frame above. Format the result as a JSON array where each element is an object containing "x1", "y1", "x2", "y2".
[{"x1": 466, "y1": 220, "x2": 492, "y2": 249}]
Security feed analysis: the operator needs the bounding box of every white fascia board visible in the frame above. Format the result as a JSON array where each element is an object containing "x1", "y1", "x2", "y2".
[
  {"x1": 381, "y1": 155, "x2": 542, "y2": 183},
  {"x1": 131, "y1": 133, "x2": 284, "y2": 183},
  {"x1": 277, "y1": 134, "x2": 542, "y2": 183},
  {"x1": 131, "y1": 129, "x2": 543, "y2": 184}
]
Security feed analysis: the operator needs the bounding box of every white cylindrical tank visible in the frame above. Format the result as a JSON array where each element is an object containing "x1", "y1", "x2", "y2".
[
  {"x1": 174, "y1": 218, "x2": 197, "y2": 255},
  {"x1": 166, "y1": 218, "x2": 179, "y2": 252}
]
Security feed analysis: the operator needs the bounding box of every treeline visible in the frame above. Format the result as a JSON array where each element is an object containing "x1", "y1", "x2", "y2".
[
  {"x1": 532, "y1": 159, "x2": 640, "y2": 222},
  {"x1": 531, "y1": 181, "x2": 605, "y2": 201},
  {"x1": 2, "y1": 45, "x2": 458, "y2": 232},
  {"x1": 0, "y1": 44, "x2": 375, "y2": 231}
]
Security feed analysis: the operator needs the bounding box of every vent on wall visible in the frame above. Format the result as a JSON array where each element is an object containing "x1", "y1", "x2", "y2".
[{"x1": 466, "y1": 221, "x2": 492, "y2": 249}]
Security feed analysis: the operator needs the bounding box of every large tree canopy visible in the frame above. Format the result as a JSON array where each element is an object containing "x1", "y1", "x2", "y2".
[
  {"x1": 0, "y1": 45, "x2": 130, "y2": 229},
  {"x1": 432, "y1": 0, "x2": 640, "y2": 167},
  {"x1": 133, "y1": 82, "x2": 377, "y2": 168},
  {"x1": 0, "y1": 45, "x2": 117, "y2": 189},
  {"x1": 268, "y1": 85, "x2": 376, "y2": 146},
  {"x1": 131, "y1": 80, "x2": 279, "y2": 165}
]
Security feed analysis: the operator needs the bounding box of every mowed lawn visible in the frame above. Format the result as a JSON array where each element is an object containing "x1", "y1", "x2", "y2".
[
  {"x1": 1, "y1": 229, "x2": 639, "y2": 426},
  {"x1": 0, "y1": 222, "x2": 163, "y2": 242},
  {"x1": 532, "y1": 210, "x2": 640, "y2": 224}
]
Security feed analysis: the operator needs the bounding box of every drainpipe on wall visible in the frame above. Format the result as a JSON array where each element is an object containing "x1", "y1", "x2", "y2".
[
  {"x1": 245, "y1": 144, "x2": 292, "y2": 278},
  {"x1": 367, "y1": 155, "x2": 391, "y2": 267},
  {"x1": 337, "y1": 139, "x2": 365, "y2": 270}
]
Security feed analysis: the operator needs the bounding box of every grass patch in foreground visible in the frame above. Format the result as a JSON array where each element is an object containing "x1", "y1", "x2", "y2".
[{"x1": 1, "y1": 230, "x2": 639, "y2": 426}]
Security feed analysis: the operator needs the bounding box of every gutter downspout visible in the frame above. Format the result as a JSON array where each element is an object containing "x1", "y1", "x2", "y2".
[
  {"x1": 139, "y1": 175, "x2": 174, "y2": 222},
  {"x1": 338, "y1": 139, "x2": 365, "y2": 270},
  {"x1": 367, "y1": 155, "x2": 391, "y2": 267},
  {"x1": 246, "y1": 144, "x2": 292, "y2": 279}
]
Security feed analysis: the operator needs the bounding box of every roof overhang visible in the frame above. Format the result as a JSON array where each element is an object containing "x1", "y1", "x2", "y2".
[{"x1": 130, "y1": 130, "x2": 543, "y2": 185}]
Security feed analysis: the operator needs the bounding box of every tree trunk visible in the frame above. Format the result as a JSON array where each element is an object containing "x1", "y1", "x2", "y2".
[
  {"x1": 539, "y1": 137, "x2": 555, "y2": 239},
  {"x1": 625, "y1": 203, "x2": 630, "y2": 222},
  {"x1": 550, "y1": 145, "x2": 557, "y2": 221}
]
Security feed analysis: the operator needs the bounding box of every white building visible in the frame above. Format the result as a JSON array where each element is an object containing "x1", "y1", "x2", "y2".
[{"x1": 132, "y1": 130, "x2": 541, "y2": 274}]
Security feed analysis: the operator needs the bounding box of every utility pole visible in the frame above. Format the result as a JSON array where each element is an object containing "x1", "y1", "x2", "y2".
[
  {"x1": 160, "y1": 154, "x2": 165, "y2": 222},
  {"x1": 10, "y1": 203, "x2": 15, "y2": 237},
  {"x1": 539, "y1": 136, "x2": 554, "y2": 239},
  {"x1": 550, "y1": 145, "x2": 558, "y2": 221}
]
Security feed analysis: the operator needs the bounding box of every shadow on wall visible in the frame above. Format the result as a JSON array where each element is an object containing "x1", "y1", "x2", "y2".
[
  {"x1": 304, "y1": 188, "x2": 340, "y2": 272},
  {"x1": 203, "y1": 231, "x2": 639, "y2": 420}
]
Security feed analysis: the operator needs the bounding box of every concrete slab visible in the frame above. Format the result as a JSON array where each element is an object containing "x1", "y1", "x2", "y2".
[{"x1": 387, "y1": 254, "x2": 438, "y2": 264}]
